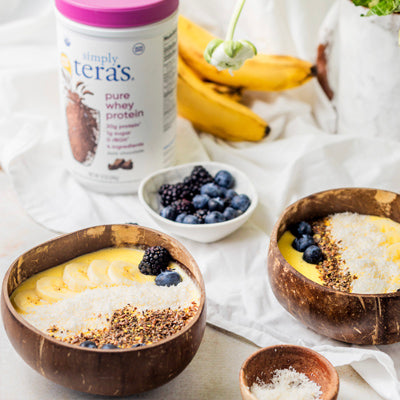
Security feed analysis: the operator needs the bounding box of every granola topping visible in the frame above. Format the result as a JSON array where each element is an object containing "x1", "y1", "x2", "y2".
[{"x1": 55, "y1": 303, "x2": 199, "y2": 348}]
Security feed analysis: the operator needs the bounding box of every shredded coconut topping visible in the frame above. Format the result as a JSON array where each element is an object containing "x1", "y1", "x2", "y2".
[
  {"x1": 25, "y1": 279, "x2": 200, "y2": 337},
  {"x1": 250, "y1": 367, "x2": 322, "y2": 400},
  {"x1": 329, "y1": 212, "x2": 400, "y2": 294}
]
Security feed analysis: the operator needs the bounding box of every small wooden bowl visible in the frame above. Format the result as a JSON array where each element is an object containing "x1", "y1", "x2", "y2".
[
  {"x1": 268, "y1": 187, "x2": 400, "y2": 345},
  {"x1": 1, "y1": 224, "x2": 206, "y2": 396},
  {"x1": 239, "y1": 345, "x2": 339, "y2": 400}
]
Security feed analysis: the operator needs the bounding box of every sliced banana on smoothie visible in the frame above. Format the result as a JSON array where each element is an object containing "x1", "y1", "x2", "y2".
[
  {"x1": 108, "y1": 260, "x2": 137, "y2": 284},
  {"x1": 36, "y1": 276, "x2": 75, "y2": 302},
  {"x1": 87, "y1": 260, "x2": 111, "y2": 285},
  {"x1": 13, "y1": 289, "x2": 44, "y2": 313},
  {"x1": 63, "y1": 262, "x2": 93, "y2": 291}
]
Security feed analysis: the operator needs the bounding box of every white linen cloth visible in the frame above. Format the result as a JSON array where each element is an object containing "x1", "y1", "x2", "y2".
[{"x1": 0, "y1": 1, "x2": 399, "y2": 399}]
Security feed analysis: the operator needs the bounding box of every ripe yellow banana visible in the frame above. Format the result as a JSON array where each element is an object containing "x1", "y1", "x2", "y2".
[
  {"x1": 204, "y1": 81, "x2": 242, "y2": 102},
  {"x1": 108, "y1": 260, "x2": 136, "y2": 284},
  {"x1": 36, "y1": 276, "x2": 75, "y2": 302},
  {"x1": 178, "y1": 56, "x2": 269, "y2": 141},
  {"x1": 87, "y1": 260, "x2": 111, "y2": 285},
  {"x1": 13, "y1": 289, "x2": 43, "y2": 313},
  {"x1": 178, "y1": 15, "x2": 315, "y2": 91},
  {"x1": 63, "y1": 262, "x2": 93, "y2": 291}
]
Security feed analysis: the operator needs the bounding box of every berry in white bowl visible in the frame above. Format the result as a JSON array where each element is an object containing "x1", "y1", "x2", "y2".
[{"x1": 138, "y1": 162, "x2": 258, "y2": 243}]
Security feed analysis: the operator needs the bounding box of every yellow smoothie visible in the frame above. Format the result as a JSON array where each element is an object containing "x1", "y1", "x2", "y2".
[{"x1": 278, "y1": 231, "x2": 323, "y2": 285}]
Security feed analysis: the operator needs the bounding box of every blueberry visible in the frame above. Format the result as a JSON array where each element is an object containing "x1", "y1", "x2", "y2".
[
  {"x1": 292, "y1": 235, "x2": 315, "y2": 252},
  {"x1": 132, "y1": 343, "x2": 146, "y2": 348},
  {"x1": 101, "y1": 343, "x2": 118, "y2": 349},
  {"x1": 208, "y1": 197, "x2": 225, "y2": 212},
  {"x1": 192, "y1": 194, "x2": 210, "y2": 209},
  {"x1": 214, "y1": 170, "x2": 234, "y2": 188},
  {"x1": 290, "y1": 221, "x2": 312, "y2": 238},
  {"x1": 175, "y1": 213, "x2": 187, "y2": 223},
  {"x1": 200, "y1": 182, "x2": 222, "y2": 198},
  {"x1": 155, "y1": 270, "x2": 182, "y2": 287},
  {"x1": 160, "y1": 205, "x2": 177, "y2": 221},
  {"x1": 125, "y1": 222, "x2": 138, "y2": 225},
  {"x1": 204, "y1": 211, "x2": 226, "y2": 224},
  {"x1": 223, "y1": 207, "x2": 238, "y2": 220},
  {"x1": 225, "y1": 189, "x2": 237, "y2": 200},
  {"x1": 182, "y1": 214, "x2": 200, "y2": 224},
  {"x1": 230, "y1": 194, "x2": 251, "y2": 212},
  {"x1": 80, "y1": 341, "x2": 97, "y2": 348},
  {"x1": 303, "y1": 245, "x2": 323, "y2": 264},
  {"x1": 219, "y1": 187, "x2": 228, "y2": 197}
]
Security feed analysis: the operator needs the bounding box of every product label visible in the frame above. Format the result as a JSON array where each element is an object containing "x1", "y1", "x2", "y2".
[{"x1": 57, "y1": 21, "x2": 177, "y2": 192}]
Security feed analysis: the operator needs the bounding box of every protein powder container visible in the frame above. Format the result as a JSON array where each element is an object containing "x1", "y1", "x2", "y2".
[{"x1": 55, "y1": 0, "x2": 178, "y2": 193}]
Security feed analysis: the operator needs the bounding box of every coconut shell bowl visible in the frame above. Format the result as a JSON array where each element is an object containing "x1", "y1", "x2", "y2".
[
  {"x1": 1, "y1": 224, "x2": 206, "y2": 396},
  {"x1": 239, "y1": 345, "x2": 339, "y2": 400},
  {"x1": 268, "y1": 187, "x2": 400, "y2": 345}
]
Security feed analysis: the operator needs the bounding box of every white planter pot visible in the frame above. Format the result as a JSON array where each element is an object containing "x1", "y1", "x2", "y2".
[{"x1": 317, "y1": 0, "x2": 400, "y2": 140}]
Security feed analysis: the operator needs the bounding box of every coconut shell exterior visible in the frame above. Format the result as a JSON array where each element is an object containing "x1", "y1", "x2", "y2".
[
  {"x1": 239, "y1": 345, "x2": 339, "y2": 400},
  {"x1": 1, "y1": 224, "x2": 206, "y2": 396},
  {"x1": 268, "y1": 188, "x2": 400, "y2": 345}
]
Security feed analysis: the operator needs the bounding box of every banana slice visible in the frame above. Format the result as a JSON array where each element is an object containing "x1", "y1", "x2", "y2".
[
  {"x1": 108, "y1": 260, "x2": 136, "y2": 284},
  {"x1": 63, "y1": 262, "x2": 92, "y2": 291},
  {"x1": 12, "y1": 289, "x2": 44, "y2": 313},
  {"x1": 87, "y1": 260, "x2": 111, "y2": 286},
  {"x1": 36, "y1": 276, "x2": 75, "y2": 302}
]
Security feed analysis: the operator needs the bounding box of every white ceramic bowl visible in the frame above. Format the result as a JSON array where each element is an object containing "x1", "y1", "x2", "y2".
[{"x1": 138, "y1": 161, "x2": 258, "y2": 243}]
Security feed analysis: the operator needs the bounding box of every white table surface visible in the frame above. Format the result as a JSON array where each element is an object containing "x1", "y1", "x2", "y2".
[{"x1": 0, "y1": 172, "x2": 384, "y2": 400}]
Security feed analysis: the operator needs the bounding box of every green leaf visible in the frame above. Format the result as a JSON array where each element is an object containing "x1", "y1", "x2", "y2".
[
  {"x1": 353, "y1": 0, "x2": 374, "y2": 5},
  {"x1": 352, "y1": 0, "x2": 400, "y2": 15}
]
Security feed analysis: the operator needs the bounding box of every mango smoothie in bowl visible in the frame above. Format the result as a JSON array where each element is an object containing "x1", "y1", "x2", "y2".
[
  {"x1": 268, "y1": 188, "x2": 400, "y2": 345},
  {"x1": 1, "y1": 224, "x2": 206, "y2": 396}
]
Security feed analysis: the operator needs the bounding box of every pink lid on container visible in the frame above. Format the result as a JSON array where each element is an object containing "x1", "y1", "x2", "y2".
[{"x1": 55, "y1": 0, "x2": 179, "y2": 28}]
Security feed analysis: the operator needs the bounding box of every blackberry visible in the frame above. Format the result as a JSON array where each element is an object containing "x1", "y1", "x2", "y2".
[
  {"x1": 180, "y1": 166, "x2": 214, "y2": 200},
  {"x1": 190, "y1": 165, "x2": 214, "y2": 186},
  {"x1": 171, "y1": 199, "x2": 194, "y2": 215},
  {"x1": 139, "y1": 246, "x2": 171, "y2": 275},
  {"x1": 158, "y1": 183, "x2": 183, "y2": 206},
  {"x1": 194, "y1": 208, "x2": 209, "y2": 223},
  {"x1": 180, "y1": 177, "x2": 200, "y2": 200}
]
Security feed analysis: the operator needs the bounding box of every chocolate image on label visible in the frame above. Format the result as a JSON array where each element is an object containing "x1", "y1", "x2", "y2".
[
  {"x1": 121, "y1": 160, "x2": 133, "y2": 170},
  {"x1": 108, "y1": 159, "x2": 134, "y2": 170},
  {"x1": 65, "y1": 79, "x2": 99, "y2": 164}
]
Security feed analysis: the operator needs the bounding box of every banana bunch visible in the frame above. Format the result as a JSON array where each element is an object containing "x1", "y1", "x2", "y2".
[
  {"x1": 177, "y1": 16, "x2": 315, "y2": 141},
  {"x1": 13, "y1": 259, "x2": 139, "y2": 313}
]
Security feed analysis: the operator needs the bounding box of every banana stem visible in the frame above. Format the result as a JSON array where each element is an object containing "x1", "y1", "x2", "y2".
[{"x1": 225, "y1": 0, "x2": 247, "y2": 41}]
